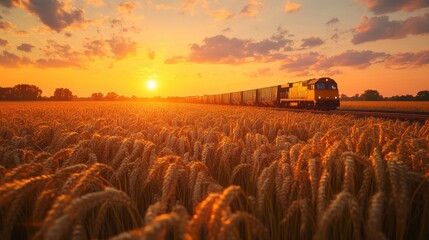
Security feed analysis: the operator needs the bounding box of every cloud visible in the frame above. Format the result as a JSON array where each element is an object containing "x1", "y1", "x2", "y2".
[
  {"x1": 189, "y1": 35, "x2": 249, "y2": 64},
  {"x1": 187, "y1": 28, "x2": 293, "y2": 64},
  {"x1": 0, "y1": 0, "x2": 86, "y2": 32},
  {"x1": 118, "y1": 0, "x2": 137, "y2": 14},
  {"x1": 386, "y1": 49, "x2": 429, "y2": 69},
  {"x1": 83, "y1": 38, "x2": 108, "y2": 58},
  {"x1": 181, "y1": 0, "x2": 208, "y2": 13},
  {"x1": 165, "y1": 56, "x2": 186, "y2": 64},
  {"x1": 355, "y1": 0, "x2": 429, "y2": 15},
  {"x1": 318, "y1": 50, "x2": 386, "y2": 69},
  {"x1": 0, "y1": 19, "x2": 14, "y2": 30},
  {"x1": 352, "y1": 14, "x2": 429, "y2": 44},
  {"x1": 0, "y1": 0, "x2": 18, "y2": 8},
  {"x1": 107, "y1": 35, "x2": 137, "y2": 60},
  {"x1": 208, "y1": 9, "x2": 235, "y2": 20},
  {"x1": 326, "y1": 17, "x2": 339, "y2": 26},
  {"x1": 0, "y1": 50, "x2": 32, "y2": 67},
  {"x1": 221, "y1": 27, "x2": 231, "y2": 32},
  {"x1": 0, "y1": 38, "x2": 8, "y2": 47},
  {"x1": 300, "y1": 37, "x2": 324, "y2": 48},
  {"x1": 241, "y1": 0, "x2": 263, "y2": 17},
  {"x1": 281, "y1": 52, "x2": 321, "y2": 73},
  {"x1": 17, "y1": 43, "x2": 35, "y2": 52},
  {"x1": 284, "y1": 0, "x2": 301, "y2": 13}
]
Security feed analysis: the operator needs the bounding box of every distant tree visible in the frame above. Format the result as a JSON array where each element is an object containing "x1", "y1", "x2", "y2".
[
  {"x1": 416, "y1": 90, "x2": 429, "y2": 101},
  {"x1": 361, "y1": 89, "x2": 383, "y2": 101},
  {"x1": 91, "y1": 92, "x2": 104, "y2": 100},
  {"x1": 52, "y1": 88, "x2": 73, "y2": 101},
  {"x1": 340, "y1": 94, "x2": 349, "y2": 100},
  {"x1": 0, "y1": 87, "x2": 13, "y2": 100},
  {"x1": 12, "y1": 84, "x2": 42, "y2": 100},
  {"x1": 105, "y1": 92, "x2": 119, "y2": 100}
]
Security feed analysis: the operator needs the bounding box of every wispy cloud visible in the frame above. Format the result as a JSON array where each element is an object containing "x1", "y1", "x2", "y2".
[
  {"x1": 356, "y1": 0, "x2": 429, "y2": 15},
  {"x1": 118, "y1": 0, "x2": 137, "y2": 14},
  {"x1": 284, "y1": 0, "x2": 301, "y2": 13},
  {"x1": 241, "y1": 0, "x2": 263, "y2": 17},
  {"x1": 326, "y1": 17, "x2": 339, "y2": 26},
  {"x1": 208, "y1": 9, "x2": 235, "y2": 20},
  {"x1": 300, "y1": 37, "x2": 324, "y2": 48}
]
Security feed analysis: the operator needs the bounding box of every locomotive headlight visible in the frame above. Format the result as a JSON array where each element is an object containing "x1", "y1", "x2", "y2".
[{"x1": 318, "y1": 96, "x2": 321, "y2": 99}]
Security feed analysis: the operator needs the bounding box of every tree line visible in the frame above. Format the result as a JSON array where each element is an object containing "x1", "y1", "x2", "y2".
[
  {"x1": 0, "y1": 84, "x2": 141, "y2": 101},
  {"x1": 341, "y1": 89, "x2": 429, "y2": 101},
  {"x1": 1, "y1": 84, "x2": 428, "y2": 101}
]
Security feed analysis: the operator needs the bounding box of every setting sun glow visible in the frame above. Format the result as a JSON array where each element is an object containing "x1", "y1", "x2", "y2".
[{"x1": 146, "y1": 80, "x2": 157, "y2": 90}]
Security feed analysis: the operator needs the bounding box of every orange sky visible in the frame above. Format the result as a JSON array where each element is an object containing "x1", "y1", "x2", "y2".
[{"x1": 0, "y1": 0, "x2": 428, "y2": 98}]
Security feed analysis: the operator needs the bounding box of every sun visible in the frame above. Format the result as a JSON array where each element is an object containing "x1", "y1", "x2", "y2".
[{"x1": 146, "y1": 79, "x2": 157, "y2": 90}]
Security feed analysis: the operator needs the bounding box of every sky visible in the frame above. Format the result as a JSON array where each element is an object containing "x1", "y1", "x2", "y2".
[{"x1": 0, "y1": 0, "x2": 428, "y2": 98}]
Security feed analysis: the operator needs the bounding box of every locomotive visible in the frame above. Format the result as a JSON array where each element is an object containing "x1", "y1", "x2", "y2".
[{"x1": 185, "y1": 77, "x2": 340, "y2": 110}]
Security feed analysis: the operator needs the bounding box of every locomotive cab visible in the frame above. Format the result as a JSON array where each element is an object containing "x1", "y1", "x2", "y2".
[{"x1": 308, "y1": 78, "x2": 340, "y2": 110}]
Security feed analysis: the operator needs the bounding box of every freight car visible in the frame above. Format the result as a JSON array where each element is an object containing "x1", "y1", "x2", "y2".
[{"x1": 189, "y1": 77, "x2": 340, "y2": 110}]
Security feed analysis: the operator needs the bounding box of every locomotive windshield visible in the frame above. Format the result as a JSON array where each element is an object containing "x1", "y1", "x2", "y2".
[
  {"x1": 316, "y1": 82, "x2": 337, "y2": 90},
  {"x1": 327, "y1": 83, "x2": 337, "y2": 89},
  {"x1": 316, "y1": 83, "x2": 325, "y2": 89}
]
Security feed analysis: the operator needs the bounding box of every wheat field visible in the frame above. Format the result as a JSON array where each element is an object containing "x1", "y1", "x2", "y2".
[{"x1": 0, "y1": 101, "x2": 428, "y2": 240}]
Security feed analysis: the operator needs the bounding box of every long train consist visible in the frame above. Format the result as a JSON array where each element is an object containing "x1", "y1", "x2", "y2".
[{"x1": 184, "y1": 77, "x2": 340, "y2": 110}]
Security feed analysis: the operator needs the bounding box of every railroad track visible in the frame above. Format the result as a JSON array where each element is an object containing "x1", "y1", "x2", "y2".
[{"x1": 270, "y1": 107, "x2": 429, "y2": 122}]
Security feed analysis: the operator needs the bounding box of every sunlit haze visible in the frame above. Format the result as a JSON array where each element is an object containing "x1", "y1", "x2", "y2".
[{"x1": 0, "y1": 0, "x2": 428, "y2": 98}]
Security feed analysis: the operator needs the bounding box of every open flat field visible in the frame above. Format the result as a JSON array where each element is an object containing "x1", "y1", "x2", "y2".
[
  {"x1": 339, "y1": 101, "x2": 429, "y2": 112},
  {"x1": 0, "y1": 101, "x2": 428, "y2": 240}
]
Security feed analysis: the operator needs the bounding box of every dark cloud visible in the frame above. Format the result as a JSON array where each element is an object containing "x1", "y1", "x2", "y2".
[
  {"x1": 318, "y1": 50, "x2": 387, "y2": 69},
  {"x1": 1, "y1": 0, "x2": 86, "y2": 32},
  {"x1": 300, "y1": 37, "x2": 324, "y2": 48},
  {"x1": 107, "y1": 36, "x2": 137, "y2": 60},
  {"x1": 165, "y1": 56, "x2": 186, "y2": 64},
  {"x1": 356, "y1": 0, "x2": 429, "y2": 15},
  {"x1": 187, "y1": 28, "x2": 293, "y2": 64},
  {"x1": 65, "y1": 31, "x2": 72, "y2": 37},
  {"x1": 0, "y1": 50, "x2": 32, "y2": 67},
  {"x1": 17, "y1": 43, "x2": 35, "y2": 52},
  {"x1": 0, "y1": 0, "x2": 18, "y2": 8},
  {"x1": 24, "y1": 0, "x2": 85, "y2": 32},
  {"x1": 326, "y1": 18, "x2": 339, "y2": 26},
  {"x1": 352, "y1": 14, "x2": 429, "y2": 44},
  {"x1": 221, "y1": 27, "x2": 231, "y2": 33},
  {"x1": 386, "y1": 49, "x2": 429, "y2": 69},
  {"x1": 0, "y1": 38, "x2": 8, "y2": 47}
]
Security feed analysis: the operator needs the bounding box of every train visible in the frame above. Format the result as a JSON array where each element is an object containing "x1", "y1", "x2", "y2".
[{"x1": 184, "y1": 77, "x2": 340, "y2": 110}]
